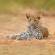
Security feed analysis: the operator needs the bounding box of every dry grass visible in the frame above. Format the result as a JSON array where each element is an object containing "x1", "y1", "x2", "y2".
[
  {"x1": 0, "y1": 39, "x2": 55, "y2": 55},
  {"x1": 0, "y1": 8, "x2": 55, "y2": 55}
]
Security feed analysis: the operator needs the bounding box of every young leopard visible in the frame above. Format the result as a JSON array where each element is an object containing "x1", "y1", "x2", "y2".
[
  {"x1": 26, "y1": 14, "x2": 48, "y2": 39},
  {"x1": 16, "y1": 14, "x2": 49, "y2": 40},
  {"x1": 6, "y1": 14, "x2": 48, "y2": 40}
]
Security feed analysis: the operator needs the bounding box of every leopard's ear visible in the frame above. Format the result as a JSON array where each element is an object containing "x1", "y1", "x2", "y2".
[{"x1": 26, "y1": 13, "x2": 30, "y2": 19}]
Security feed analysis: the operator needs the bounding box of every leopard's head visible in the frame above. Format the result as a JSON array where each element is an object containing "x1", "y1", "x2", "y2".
[{"x1": 26, "y1": 13, "x2": 40, "y2": 26}]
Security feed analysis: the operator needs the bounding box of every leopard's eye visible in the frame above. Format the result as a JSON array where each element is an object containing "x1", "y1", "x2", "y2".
[{"x1": 37, "y1": 16, "x2": 40, "y2": 20}]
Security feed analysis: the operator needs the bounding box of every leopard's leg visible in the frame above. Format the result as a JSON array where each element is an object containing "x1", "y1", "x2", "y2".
[{"x1": 35, "y1": 31, "x2": 43, "y2": 40}]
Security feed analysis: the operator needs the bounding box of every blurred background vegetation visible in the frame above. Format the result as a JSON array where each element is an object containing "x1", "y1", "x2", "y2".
[
  {"x1": 0, "y1": 0, "x2": 55, "y2": 12},
  {"x1": 0, "y1": 0, "x2": 55, "y2": 24}
]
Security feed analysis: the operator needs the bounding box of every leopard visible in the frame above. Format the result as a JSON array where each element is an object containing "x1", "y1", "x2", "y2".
[
  {"x1": 16, "y1": 14, "x2": 49, "y2": 40},
  {"x1": 6, "y1": 14, "x2": 49, "y2": 40},
  {"x1": 26, "y1": 14, "x2": 48, "y2": 39}
]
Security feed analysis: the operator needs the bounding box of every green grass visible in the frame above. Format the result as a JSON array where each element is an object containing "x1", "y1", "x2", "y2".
[{"x1": 0, "y1": 0, "x2": 55, "y2": 11}]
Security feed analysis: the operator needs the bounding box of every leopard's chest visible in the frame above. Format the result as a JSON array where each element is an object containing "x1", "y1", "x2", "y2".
[{"x1": 28, "y1": 25, "x2": 42, "y2": 35}]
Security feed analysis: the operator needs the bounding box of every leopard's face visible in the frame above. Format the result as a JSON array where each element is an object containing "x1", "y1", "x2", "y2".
[{"x1": 26, "y1": 14, "x2": 40, "y2": 26}]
